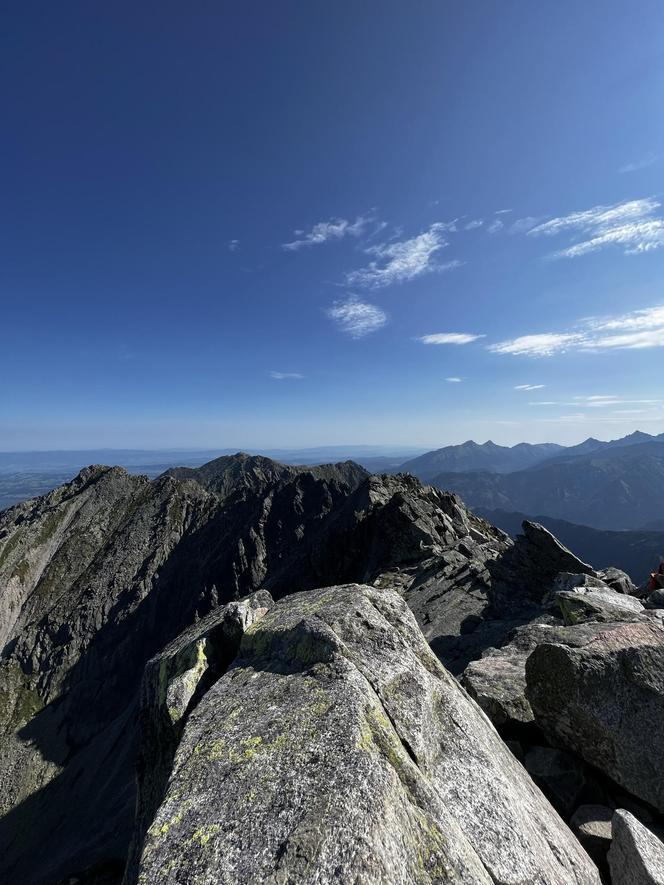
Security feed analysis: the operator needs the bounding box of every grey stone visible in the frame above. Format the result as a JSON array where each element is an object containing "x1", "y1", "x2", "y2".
[
  {"x1": 608, "y1": 809, "x2": 664, "y2": 884},
  {"x1": 131, "y1": 584, "x2": 600, "y2": 885},
  {"x1": 556, "y1": 584, "x2": 644, "y2": 625},
  {"x1": 526, "y1": 621, "x2": 664, "y2": 811},
  {"x1": 597, "y1": 567, "x2": 636, "y2": 596},
  {"x1": 553, "y1": 572, "x2": 613, "y2": 594},
  {"x1": 570, "y1": 805, "x2": 613, "y2": 864},
  {"x1": 462, "y1": 620, "x2": 607, "y2": 727}
]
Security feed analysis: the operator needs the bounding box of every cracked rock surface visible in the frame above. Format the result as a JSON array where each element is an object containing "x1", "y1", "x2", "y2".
[{"x1": 132, "y1": 584, "x2": 600, "y2": 885}]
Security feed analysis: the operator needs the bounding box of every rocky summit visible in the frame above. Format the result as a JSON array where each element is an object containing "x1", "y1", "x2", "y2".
[{"x1": 0, "y1": 454, "x2": 663, "y2": 884}]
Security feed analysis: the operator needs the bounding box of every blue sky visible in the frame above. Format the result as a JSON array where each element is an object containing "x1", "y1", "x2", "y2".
[{"x1": 2, "y1": 0, "x2": 664, "y2": 450}]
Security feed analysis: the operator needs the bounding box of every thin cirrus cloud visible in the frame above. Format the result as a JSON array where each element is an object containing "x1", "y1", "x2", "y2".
[
  {"x1": 618, "y1": 153, "x2": 658, "y2": 174},
  {"x1": 527, "y1": 197, "x2": 664, "y2": 257},
  {"x1": 346, "y1": 223, "x2": 462, "y2": 289},
  {"x1": 490, "y1": 305, "x2": 664, "y2": 356},
  {"x1": 445, "y1": 377, "x2": 463, "y2": 383},
  {"x1": 418, "y1": 332, "x2": 485, "y2": 345},
  {"x1": 487, "y1": 216, "x2": 542, "y2": 235},
  {"x1": 282, "y1": 213, "x2": 376, "y2": 251},
  {"x1": 327, "y1": 296, "x2": 388, "y2": 339},
  {"x1": 529, "y1": 395, "x2": 661, "y2": 408},
  {"x1": 514, "y1": 384, "x2": 545, "y2": 390},
  {"x1": 269, "y1": 371, "x2": 304, "y2": 380},
  {"x1": 489, "y1": 332, "x2": 585, "y2": 357}
]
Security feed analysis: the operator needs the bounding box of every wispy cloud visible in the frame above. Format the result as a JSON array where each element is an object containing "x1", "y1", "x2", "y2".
[
  {"x1": 269, "y1": 371, "x2": 304, "y2": 380},
  {"x1": 509, "y1": 216, "x2": 542, "y2": 234},
  {"x1": 228, "y1": 239, "x2": 240, "y2": 252},
  {"x1": 327, "y1": 296, "x2": 387, "y2": 338},
  {"x1": 619, "y1": 153, "x2": 658, "y2": 174},
  {"x1": 489, "y1": 332, "x2": 585, "y2": 357},
  {"x1": 445, "y1": 376, "x2": 463, "y2": 383},
  {"x1": 346, "y1": 223, "x2": 461, "y2": 289},
  {"x1": 515, "y1": 383, "x2": 545, "y2": 390},
  {"x1": 528, "y1": 197, "x2": 664, "y2": 257},
  {"x1": 490, "y1": 304, "x2": 664, "y2": 356},
  {"x1": 418, "y1": 332, "x2": 485, "y2": 345},
  {"x1": 465, "y1": 219, "x2": 484, "y2": 230},
  {"x1": 487, "y1": 218, "x2": 504, "y2": 234},
  {"x1": 530, "y1": 395, "x2": 661, "y2": 409},
  {"x1": 283, "y1": 213, "x2": 375, "y2": 251},
  {"x1": 585, "y1": 305, "x2": 664, "y2": 349}
]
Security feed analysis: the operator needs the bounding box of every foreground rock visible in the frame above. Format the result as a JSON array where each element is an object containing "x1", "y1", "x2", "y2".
[
  {"x1": 526, "y1": 622, "x2": 664, "y2": 812},
  {"x1": 608, "y1": 809, "x2": 664, "y2": 884},
  {"x1": 132, "y1": 584, "x2": 600, "y2": 885}
]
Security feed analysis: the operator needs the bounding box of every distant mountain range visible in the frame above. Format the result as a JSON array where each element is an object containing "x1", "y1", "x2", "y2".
[
  {"x1": 400, "y1": 432, "x2": 664, "y2": 531},
  {"x1": 398, "y1": 440, "x2": 564, "y2": 480}
]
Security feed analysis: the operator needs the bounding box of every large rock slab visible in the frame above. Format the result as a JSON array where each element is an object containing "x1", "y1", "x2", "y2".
[
  {"x1": 608, "y1": 809, "x2": 664, "y2": 884},
  {"x1": 463, "y1": 620, "x2": 607, "y2": 727},
  {"x1": 526, "y1": 622, "x2": 664, "y2": 811},
  {"x1": 555, "y1": 583, "x2": 645, "y2": 625},
  {"x1": 131, "y1": 584, "x2": 599, "y2": 885}
]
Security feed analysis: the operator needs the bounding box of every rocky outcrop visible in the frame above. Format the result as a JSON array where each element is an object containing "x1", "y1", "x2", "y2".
[
  {"x1": 526, "y1": 622, "x2": 664, "y2": 812},
  {"x1": 124, "y1": 590, "x2": 273, "y2": 883},
  {"x1": 608, "y1": 809, "x2": 664, "y2": 884},
  {"x1": 131, "y1": 584, "x2": 600, "y2": 885},
  {"x1": 597, "y1": 567, "x2": 636, "y2": 596},
  {"x1": 555, "y1": 581, "x2": 645, "y2": 624},
  {"x1": 463, "y1": 621, "x2": 608, "y2": 728}
]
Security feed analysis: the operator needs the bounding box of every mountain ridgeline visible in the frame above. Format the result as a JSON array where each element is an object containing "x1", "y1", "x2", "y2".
[
  {"x1": 1, "y1": 452, "x2": 664, "y2": 884},
  {"x1": 398, "y1": 431, "x2": 664, "y2": 532},
  {"x1": 399, "y1": 440, "x2": 565, "y2": 480}
]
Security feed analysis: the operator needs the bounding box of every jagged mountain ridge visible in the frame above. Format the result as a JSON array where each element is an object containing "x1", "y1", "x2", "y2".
[
  {"x1": 428, "y1": 438, "x2": 664, "y2": 530},
  {"x1": 399, "y1": 431, "x2": 664, "y2": 485},
  {"x1": 398, "y1": 439, "x2": 564, "y2": 480}
]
